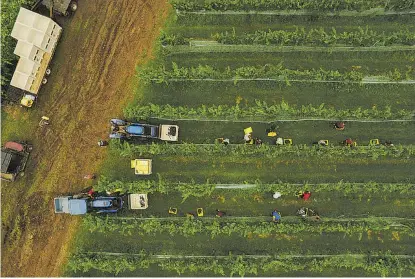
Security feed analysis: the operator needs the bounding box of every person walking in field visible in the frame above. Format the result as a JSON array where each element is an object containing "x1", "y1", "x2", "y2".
[
  {"x1": 334, "y1": 122, "x2": 345, "y2": 131},
  {"x1": 216, "y1": 209, "x2": 226, "y2": 217},
  {"x1": 272, "y1": 209, "x2": 281, "y2": 223}
]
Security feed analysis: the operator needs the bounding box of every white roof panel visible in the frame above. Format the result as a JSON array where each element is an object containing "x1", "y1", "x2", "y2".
[
  {"x1": 10, "y1": 70, "x2": 33, "y2": 90},
  {"x1": 16, "y1": 59, "x2": 39, "y2": 75}
]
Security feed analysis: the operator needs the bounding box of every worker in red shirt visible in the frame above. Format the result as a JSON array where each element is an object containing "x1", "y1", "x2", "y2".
[
  {"x1": 216, "y1": 209, "x2": 226, "y2": 217},
  {"x1": 302, "y1": 191, "x2": 311, "y2": 201}
]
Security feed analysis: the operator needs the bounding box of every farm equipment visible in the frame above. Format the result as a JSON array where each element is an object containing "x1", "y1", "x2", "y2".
[
  {"x1": 109, "y1": 119, "x2": 179, "y2": 142},
  {"x1": 10, "y1": 8, "x2": 62, "y2": 108},
  {"x1": 131, "y1": 159, "x2": 152, "y2": 175},
  {"x1": 32, "y1": 0, "x2": 78, "y2": 17},
  {"x1": 1, "y1": 141, "x2": 32, "y2": 182},
  {"x1": 54, "y1": 193, "x2": 148, "y2": 215}
]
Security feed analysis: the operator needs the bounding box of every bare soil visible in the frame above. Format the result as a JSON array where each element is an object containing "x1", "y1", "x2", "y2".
[{"x1": 1, "y1": 0, "x2": 170, "y2": 276}]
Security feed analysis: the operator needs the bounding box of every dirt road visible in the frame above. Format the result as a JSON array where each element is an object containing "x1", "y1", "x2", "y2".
[{"x1": 1, "y1": 0, "x2": 169, "y2": 276}]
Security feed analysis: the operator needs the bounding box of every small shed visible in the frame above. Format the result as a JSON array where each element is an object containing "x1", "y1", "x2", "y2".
[{"x1": 14, "y1": 41, "x2": 45, "y2": 63}]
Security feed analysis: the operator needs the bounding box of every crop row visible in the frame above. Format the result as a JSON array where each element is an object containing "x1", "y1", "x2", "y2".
[
  {"x1": 140, "y1": 64, "x2": 415, "y2": 84},
  {"x1": 170, "y1": 0, "x2": 414, "y2": 12},
  {"x1": 113, "y1": 141, "x2": 415, "y2": 159},
  {"x1": 67, "y1": 251, "x2": 414, "y2": 277},
  {"x1": 213, "y1": 27, "x2": 415, "y2": 47},
  {"x1": 161, "y1": 27, "x2": 415, "y2": 47},
  {"x1": 95, "y1": 175, "x2": 414, "y2": 199},
  {"x1": 83, "y1": 215, "x2": 415, "y2": 238},
  {"x1": 123, "y1": 101, "x2": 414, "y2": 120}
]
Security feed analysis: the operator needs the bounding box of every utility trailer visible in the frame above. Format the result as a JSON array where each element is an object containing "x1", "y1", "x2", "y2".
[
  {"x1": 54, "y1": 193, "x2": 148, "y2": 215},
  {"x1": 109, "y1": 119, "x2": 179, "y2": 142},
  {"x1": 1, "y1": 142, "x2": 32, "y2": 182},
  {"x1": 9, "y1": 8, "x2": 62, "y2": 108}
]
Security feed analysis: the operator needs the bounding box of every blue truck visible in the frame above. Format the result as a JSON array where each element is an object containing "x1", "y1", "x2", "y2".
[{"x1": 54, "y1": 194, "x2": 148, "y2": 215}]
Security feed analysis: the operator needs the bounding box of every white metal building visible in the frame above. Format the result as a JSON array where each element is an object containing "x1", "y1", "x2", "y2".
[{"x1": 10, "y1": 7, "x2": 62, "y2": 94}]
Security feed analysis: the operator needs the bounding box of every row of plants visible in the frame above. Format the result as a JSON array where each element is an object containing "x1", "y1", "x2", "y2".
[
  {"x1": 212, "y1": 27, "x2": 415, "y2": 47},
  {"x1": 82, "y1": 215, "x2": 415, "y2": 238},
  {"x1": 140, "y1": 63, "x2": 414, "y2": 83},
  {"x1": 161, "y1": 27, "x2": 415, "y2": 47},
  {"x1": 67, "y1": 251, "x2": 413, "y2": 277},
  {"x1": 170, "y1": 0, "x2": 414, "y2": 12},
  {"x1": 95, "y1": 175, "x2": 414, "y2": 200},
  {"x1": 1, "y1": 0, "x2": 33, "y2": 97},
  {"x1": 113, "y1": 141, "x2": 415, "y2": 159},
  {"x1": 123, "y1": 100, "x2": 414, "y2": 120}
]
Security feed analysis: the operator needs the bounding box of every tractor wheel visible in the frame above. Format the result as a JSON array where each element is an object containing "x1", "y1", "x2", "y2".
[
  {"x1": 42, "y1": 78, "x2": 48, "y2": 84},
  {"x1": 46, "y1": 68, "x2": 51, "y2": 76},
  {"x1": 70, "y1": 1, "x2": 78, "y2": 12}
]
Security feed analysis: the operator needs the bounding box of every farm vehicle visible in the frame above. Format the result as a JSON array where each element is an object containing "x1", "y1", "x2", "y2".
[
  {"x1": 54, "y1": 193, "x2": 148, "y2": 215},
  {"x1": 109, "y1": 119, "x2": 179, "y2": 142},
  {"x1": 1, "y1": 141, "x2": 32, "y2": 182}
]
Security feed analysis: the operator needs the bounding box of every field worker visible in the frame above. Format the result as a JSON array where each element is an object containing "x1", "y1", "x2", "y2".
[
  {"x1": 318, "y1": 140, "x2": 327, "y2": 146},
  {"x1": 385, "y1": 140, "x2": 394, "y2": 147},
  {"x1": 255, "y1": 138, "x2": 263, "y2": 145},
  {"x1": 334, "y1": 122, "x2": 345, "y2": 130},
  {"x1": 83, "y1": 174, "x2": 96, "y2": 180},
  {"x1": 87, "y1": 188, "x2": 96, "y2": 198},
  {"x1": 272, "y1": 209, "x2": 281, "y2": 223},
  {"x1": 98, "y1": 140, "x2": 109, "y2": 147},
  {"x1": 343, "y1": 138, "x2": 354, "y2": 146},
  {"x1": 244, "y1": 133, "x2": 252, "y2": 143},
  {"x1": 301, "y1": 191, "x2": 311, "y2": 201},
  {"x1": 273, "y1": 192, "x2": 282, "y2": 199},
  {"x1": 216, "y1": 209, "x2": 226, "y2": 217}
]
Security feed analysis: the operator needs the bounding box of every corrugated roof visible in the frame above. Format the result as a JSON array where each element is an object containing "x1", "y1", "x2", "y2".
[{"x1": 1, "y1": 151, "x2": 13, "y2": 173}]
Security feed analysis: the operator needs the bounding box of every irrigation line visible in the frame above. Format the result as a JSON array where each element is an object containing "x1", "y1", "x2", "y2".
[
  {"x1": 176, "y1": 9, "x2": 415, "y2": 16},
  {"x1": 150, "y1": 117, "x2": 415, "y2": 123},
  {"x1": 109, "y1": 216, "x2": 415, "y2": 222},
  {"x1": 84, "y1": 251, "x2": 415, "y2": 259},
  {"x1": 151, "y1": 78, "x2": 415, "y2": 84},
  {"x1": 167, "y1": 44, "x2": 415, "y2": 53}
]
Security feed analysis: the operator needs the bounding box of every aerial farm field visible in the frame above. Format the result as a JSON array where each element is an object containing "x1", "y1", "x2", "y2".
[{"x1": 1, "y1": 0, "x2": 414, "y2": 277}]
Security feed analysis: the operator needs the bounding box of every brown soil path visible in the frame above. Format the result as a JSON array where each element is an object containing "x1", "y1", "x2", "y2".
[{"x1": 1, "y1": 0, "x2": 170, "y2": 276}]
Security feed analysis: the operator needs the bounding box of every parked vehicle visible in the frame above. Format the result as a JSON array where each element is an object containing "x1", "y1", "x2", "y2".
[{"x1": 1, "y1": 141, "x2": 32, "y2": 182}]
